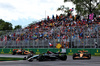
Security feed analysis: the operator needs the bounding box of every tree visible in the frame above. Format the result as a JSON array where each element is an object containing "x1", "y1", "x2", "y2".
[
  {"x1": 97, "y1": 4, "x2": 100, "y2": 15},
  {"x1": 64, "y1": 0, "x2": 100, "y2": 15},
  {"x1": 4, "y1": 22, "x2": 13, "y2": 30},
  {"x1": 14, "y1": 25, "x2": 22, "y2": 30},
  {"x1": 28, "y1": 21, "x2": 37, "y2": 26},
  {"x1": 0, "y1": 19, "x2": 13, "y2": 30},
  {"x1": 57, "y1": 5, "x2": 70, "y2": 14},
  {"x1": 57, "y1": 5, "x2": 74, "y2": 17}
]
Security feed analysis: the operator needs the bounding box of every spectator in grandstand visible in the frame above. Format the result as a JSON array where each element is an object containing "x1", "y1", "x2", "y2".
[
  {"x1": 1, "y1": 13, "x2": 100, "y2": 48},
  {"x1": 49, "y1": 42, "x2": 53, "y2": 48},
  {"x1": 94, "y1": 42, "x2": 98, "y2": 48}
]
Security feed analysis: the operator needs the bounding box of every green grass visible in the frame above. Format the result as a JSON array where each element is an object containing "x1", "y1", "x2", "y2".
[{"x1": 0, "y1": 57, "x2": 23, "y2": 61}]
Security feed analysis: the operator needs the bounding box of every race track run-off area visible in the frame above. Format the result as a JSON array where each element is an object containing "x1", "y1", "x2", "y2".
[{"x1": 0, "y1": 54, "x2": 100, "y2": 66}]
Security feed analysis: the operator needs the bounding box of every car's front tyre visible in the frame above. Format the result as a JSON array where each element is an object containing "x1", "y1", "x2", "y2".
[{"x1": 12, "y1": 51, "x2": 16, "y2": 55}]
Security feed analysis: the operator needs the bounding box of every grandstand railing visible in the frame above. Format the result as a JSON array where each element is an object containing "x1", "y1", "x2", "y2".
[
  {"x1": 0, "y1": 24, "x2": 100, "y2": 48},
  {"x1": 0, "y1": 38, "x2": 100, "y2": 48}
]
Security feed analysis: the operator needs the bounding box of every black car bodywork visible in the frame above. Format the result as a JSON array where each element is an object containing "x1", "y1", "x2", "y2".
[{"x1": 27, "y1": 51, "x2": 67, "y2": 62}]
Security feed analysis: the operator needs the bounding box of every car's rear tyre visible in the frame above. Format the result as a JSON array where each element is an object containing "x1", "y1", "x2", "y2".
[
  {"x1": 73, "y1": 54, "x2": 76, "y2": 60},
  {"x1": 88, "y1": 54, "x2": 91, "y2": 59},
  {"x1": 84, "y1": 54, "x2": 91, "y2": 59},
  {"x1": 73, "y1": 54, "x2": 75, "y2": 59},
  {"x1": 12, "y1": 52, "x2": 16, "y2": 55},
  {"x1": 60, "y1": 55, "x2": 67, "y2": 61},
  {"x1": 38, "y1": 55, "x2": 45, "y2": 61},
  {"x1": 73, "y1": 56, "x2": 75, "y2": 59},
  {"x1": 23, "y1": 57, "x2": 27, "y2": 60}
]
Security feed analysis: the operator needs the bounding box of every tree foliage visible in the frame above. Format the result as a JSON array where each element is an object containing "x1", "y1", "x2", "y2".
[
  {"x1": 57, "y1": 5, "x2": 70, "y2": 14},
  {"x1": 64, "y1": 0, "x2": 100, "y2": 15},
  {"x1": 0, "y1": 19, "x2": 13, "y2": 30},
  {"x1": 14, "y1": 25, "x2": 22, "y2": 30},
  {"x1": 57, "y1": 5, "x2": 74, "y2": 16}
]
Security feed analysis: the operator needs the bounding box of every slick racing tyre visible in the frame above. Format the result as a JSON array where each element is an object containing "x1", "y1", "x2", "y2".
[
  {"x1": 60, "y1": 55, "x2": 67, "y2": 61},
  {"x1": 73, "y1": 54, "x2": 76, "y2": 60},
  {"x1": 38, "y1": 55, "x2": 45, "y2": 61},
  {"x1": 73, "y1": 56, "x2": 76, "y2": 60},
  {"x1": 12, "y1": 51, "x2": 16, "y2": 55},
  {"x1": 23, "y1": 57, "x2": 26, "y2": 60},
  {"x1": 73, "y1": 54, "x2": 79, "y2": 60},
  {"x1": 88, "y1": 54, "x2": 91, "y2": 59}
]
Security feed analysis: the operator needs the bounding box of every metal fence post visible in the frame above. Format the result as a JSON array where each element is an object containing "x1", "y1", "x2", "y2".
[{"x1": 97, "y1": 25, "x2": 99, "y2": 48}]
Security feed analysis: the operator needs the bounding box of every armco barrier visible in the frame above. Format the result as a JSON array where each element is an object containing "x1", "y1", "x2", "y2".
[
  {"x1": 0, "y1": 48, "x2": 61, "y2": 54},
  {"x1": 66, "y1": 48, "x2": 100, "y2": 56},
  {"x1": 0, "y1": 48, "x2": 100, "y2": 56}
]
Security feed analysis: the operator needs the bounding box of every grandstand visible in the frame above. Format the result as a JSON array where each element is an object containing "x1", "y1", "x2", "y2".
[{"x1": 0, "y1": 15, "x2": 100, "y2": 48}]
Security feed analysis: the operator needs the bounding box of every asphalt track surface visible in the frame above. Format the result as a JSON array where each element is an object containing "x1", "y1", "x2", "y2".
[{"x1": 0, "y1": 54, "x2": 100, "y2": 66}]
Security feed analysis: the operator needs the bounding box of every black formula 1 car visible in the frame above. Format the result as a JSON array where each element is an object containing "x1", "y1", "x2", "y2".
[
  {"x1": 12, "y1": 49, "x2": 33, "y2": 55},
  {"x1": 27, "y1": 51, "x2": 67, "y2": 62},
  {"x1": 73, "y1": 50, "x2": 91, "y2": 60}
]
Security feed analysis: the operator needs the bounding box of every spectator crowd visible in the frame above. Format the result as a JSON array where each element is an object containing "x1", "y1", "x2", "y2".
[{"x1": 0, "y1": 14, "x2": 100, "y2": 48}]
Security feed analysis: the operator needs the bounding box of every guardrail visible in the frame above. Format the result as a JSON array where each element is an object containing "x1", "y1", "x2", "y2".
[{"x1": 0, "y1": 48, "x2": 100, "y2": 56}]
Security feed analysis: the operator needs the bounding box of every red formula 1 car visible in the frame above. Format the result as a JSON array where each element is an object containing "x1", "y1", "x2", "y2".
[
  {"x1": 73, "y1": 50, "x2": 91, "y2": 60},
  {"x1": 12, "y1": 49, "x2": 32, "y2": 55}
]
